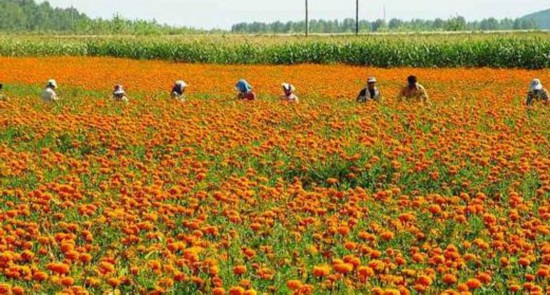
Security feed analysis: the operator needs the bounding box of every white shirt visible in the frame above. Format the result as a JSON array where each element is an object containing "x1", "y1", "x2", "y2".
[{"x1": 41, "y1": 88, "x2": 58, "y2": 102}]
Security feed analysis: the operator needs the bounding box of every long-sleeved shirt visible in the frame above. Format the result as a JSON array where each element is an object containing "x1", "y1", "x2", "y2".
[
  {"x1": 238, "y1": 92, "x2": 257, "y2": 101},
  {"x1": 357, "y1": 87, "x2": 381, "y2": 102},
  {"x1": 526, "y1": 88, "x2": 549, "y2": 105},
  {"x1": 41, "y1": 88, "x2": 59, "y2": 102},
  {"x1": 171, "y1": 92, "x2": 185, "y2": 101},
  {"x1": 398, "y1": 83, "x2": 429, "y2": 102},
  {"x1": 112, "y1": 94, "x2": 129, "y2": 103},
  {"x1": 281, "y1": 93, "x2": 299, "y2": 103},
  {"x1": 171, "y1": 85, "x2": 185, "y2": 101}
]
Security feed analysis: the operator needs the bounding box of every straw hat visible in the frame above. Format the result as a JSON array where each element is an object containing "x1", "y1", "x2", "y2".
[
  {"x1": 113, "y1": 85, "x2": 125, "y2": 95},
  {"x1": 530, "y1": 79, "x2": 543, "y2": 91},
  {"x1": 282, "y1": 83, "x2": 295, "y2": 92},
  {"x1": 47, "y1": 79, "x2": 58, "y2": 88},
  {"x1": 176, "y1": 80, "x2": 187, "y2": 88}
]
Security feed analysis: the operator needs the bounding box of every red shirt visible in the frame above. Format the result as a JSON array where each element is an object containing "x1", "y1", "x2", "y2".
[{"x1": 239, "y1": 92, "x2": 257, "y2": 101}]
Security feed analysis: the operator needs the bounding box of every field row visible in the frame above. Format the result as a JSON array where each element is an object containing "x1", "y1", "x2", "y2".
[
  {"x1": 1, "y1": 33, "x2": 550, "y2": 68},
  {"x1": 0, "y1": 58, "x2": 549, "y2": 294}
]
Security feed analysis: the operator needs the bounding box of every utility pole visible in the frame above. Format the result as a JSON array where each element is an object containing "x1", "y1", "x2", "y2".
[
  {"x1": 305, "y1": 0, "x2": 309, "y2": 36},
  {"x1": 355, "y1": 0, "x2": 359, "y2": 35},
  {"x1": 71, "y1": 3, "x2": 75, "y2": 31}
]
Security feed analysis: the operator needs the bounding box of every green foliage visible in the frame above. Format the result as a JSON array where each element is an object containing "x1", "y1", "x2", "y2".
[
  {"x1": 0, "y1": 0, "x2": 544, "y2": 35},
  {"x1": 0, "y1": 0, "x2": 203, "y2": 35},
  {"x1": 1, "y1": 33, "x2": 549, "y2": 69},
  {"x1": 231, "y1": 15, "x2": 539, "y2": 34},
  {"x1": 0, "y1": 0, "x2": 86, "y2": 32}
]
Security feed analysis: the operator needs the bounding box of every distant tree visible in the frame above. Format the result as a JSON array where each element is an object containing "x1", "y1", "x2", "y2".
[
  {"x1": 480, "y1": 18, "x2": 499, "y2": 30},
  {"x1": 433, "y1": 18, "x2": 445, "y2": 30},
  {"x1": 445, "y1": 16, "x2": 467, "y2": 31},
  {"x1": 0, "y1": 0, "x2": 541, "y2": 35},
  {"x1": 388, "y1": 18, "x2": 403, "y2": 30},
  {"x1": 372, "y1": 19, "x2": 387, "y2": 32}
]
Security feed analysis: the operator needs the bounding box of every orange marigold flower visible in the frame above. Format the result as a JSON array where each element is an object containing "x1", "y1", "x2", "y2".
[
  {"x1": 442, "y1": 274, "x2": 457, "y2": 285},
  {"x1": 233, "y1": 265, "x2": 247, "y2": 276},
  {"x1": 457, "y1": 283, "x2": 469, "y2": 292},
  {"x1": 536, "y1": 268, "x2": 549, "y2": 278},
  {"x1": 228, "y1": 287, "x2": 245, "y2": 295},
  {"x1": 286, "y1": 280, "x2": 302, "y2": 290},
  {"x1": 60, "y1": 277, "x2": 75, "y2": 287},
  {"x1": 11, "y1": 286, "x2": 24, "y2": 295},
  {"x1": 508, "y1": 284, "x2": 521, "y2": 292},
  {"x1": 416, "y1": 275, "x2": 433, "y2": 286},
  {"x1": 357, "y1": 266, "x2": 374, "y2": 279},
  {"x1": 466, "y1": 278, "x2": 481, "y2": 289},
  {"x1": 312, "y1": 265, "x2": 330, "y2": 277},
  {"x1": 333, "y1": 262, "x2": 353, "y2": 274},
  {"x1": 0, "y1": 284, "x2": 11, "y2": 294},
  {"x1": 32, "y1": 271, "x2": 49, "y2": 282},
  {"x1": 326, "y1": 178, "x2": 338, "y2": 185},
  {"x1": 518, "y1": 258, "x2": 531, "y2": 267},
  {"x1": 46, "y1": 263, "x2": 70, "y2": 275},
  {"x1": 337, "y1": 226, "x2": 350, "y2": 236},
  {"x1": 380, "y1": 231, "x2": 395, "y2": 241}
]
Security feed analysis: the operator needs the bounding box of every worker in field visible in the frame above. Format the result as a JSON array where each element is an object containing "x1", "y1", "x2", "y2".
[
  {"x1": 236, "y1": 79, "x2": 257, "y2": 101},
  {"x1": 357, "y1": 77, "x2": 382, "y2": 103},
  {"x1": 112, "y1": 85, "x2": 129, "y2": 103},
  {"x1": 526, "y1": 79, "x2": 549, "y2": 106},
  {"x1": 171, "y1": 80, "x2": 187, "y2": 102},
  {"x1": 0, "y1": 83, "x2": 7, "y2": 101},
  {"x1": 398, "y1": 75, "x2": 430, "y2": 104},
  {"x1": 280, "y1": 83, "x2": 299, "y2": 103},
  {"x1": 41, "y1": 79, "x2": 60, "y2": 103}
]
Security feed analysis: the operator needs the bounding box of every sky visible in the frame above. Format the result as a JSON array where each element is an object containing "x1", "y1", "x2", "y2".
[{"x1": 42, "y1": 0, "x2": 549, "y2": 29}]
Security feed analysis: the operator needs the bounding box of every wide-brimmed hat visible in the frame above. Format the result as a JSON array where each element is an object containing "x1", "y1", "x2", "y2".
[
  {"x1": 367, "y1": 77, "x2": 377, "y2": 83},
  {"x1": 282, "y1": 83, "x2": 295, "y2": 92},
  {"x1": 175, "y1": 80, "x2": 187, "y2": 88},
  {"x1": 47, "y1": 79, "x2": 58, "y2": 88},
  {"x1": 530, "y1": 79, "x2": 543, "y2": 91},
  {"x1": 113, "y1": 85, "x2": 125, "y2": 95}
]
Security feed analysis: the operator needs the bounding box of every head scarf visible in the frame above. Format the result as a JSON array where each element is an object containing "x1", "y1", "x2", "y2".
[{"x1": 236, "y1": 79, "x2": 252, "y2": 94}]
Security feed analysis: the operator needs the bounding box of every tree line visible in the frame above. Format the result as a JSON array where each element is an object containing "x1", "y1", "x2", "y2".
[
  {"x1": 0, "y1": 0, "x2": 540, "y2": 35},
  {"x1": 0, "y1": 0, "x2": 205, "y2": 34},
  {"x1": 231, "y1": 17, "x2": 539, "y2": 34}
]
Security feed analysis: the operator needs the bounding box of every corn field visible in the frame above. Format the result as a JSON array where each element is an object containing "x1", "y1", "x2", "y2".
[{"x1": 1, "y1": 33, "x2": 549, "y2": 68}]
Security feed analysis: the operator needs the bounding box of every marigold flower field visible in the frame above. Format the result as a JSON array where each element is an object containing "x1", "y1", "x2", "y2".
[{"x1": 0, "y1": 57, "x2": 549, "y2": 294}]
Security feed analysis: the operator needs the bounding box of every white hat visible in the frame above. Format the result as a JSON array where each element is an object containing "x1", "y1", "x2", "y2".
[
  {"x1": 47, "y1": 79, "x2": 58, "y2": 88},
  {"x1": 282, "y1": 83, "x2": 295, "y2": 92},
  {"x1": 176, "y1": 80, "x2": 187, "y2": 88},
  {"x1": 367, "y1": 77, "x2": 377, "y2": 83},
  {"x1": 113, "y1": 85, "x2": 125, "y2": 95},
  {"x1": 530, "y1": 79, "x2": 543, "y2": 91}
]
